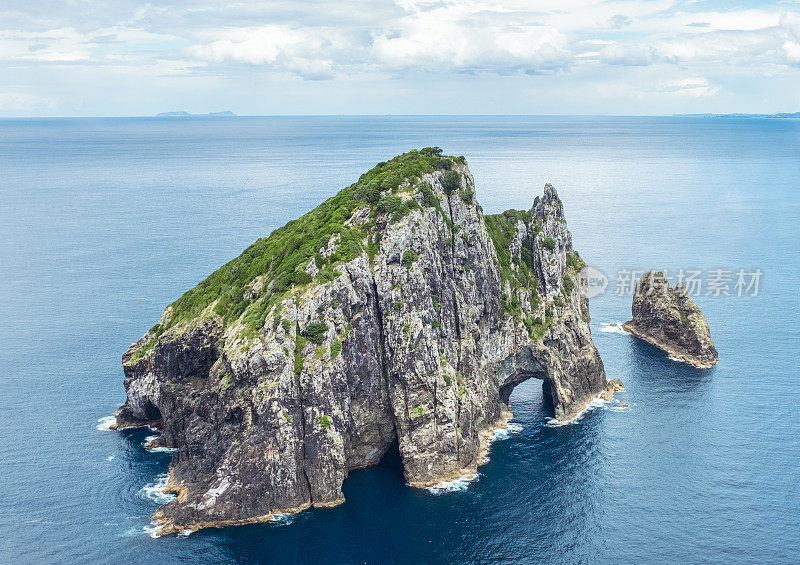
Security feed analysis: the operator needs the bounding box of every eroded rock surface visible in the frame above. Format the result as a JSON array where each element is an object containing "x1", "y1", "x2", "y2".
[
  {"x1": 115, "y1": 149, "x2": 613, "y2": 534},
  {"x1": 623, "y1": 270, "x2": 718, "y2": 368}
]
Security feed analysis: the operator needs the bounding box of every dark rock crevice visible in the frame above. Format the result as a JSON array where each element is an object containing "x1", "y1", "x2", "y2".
[{"x1": 294, "y1": 326, "x2": 315, "y2": 505}]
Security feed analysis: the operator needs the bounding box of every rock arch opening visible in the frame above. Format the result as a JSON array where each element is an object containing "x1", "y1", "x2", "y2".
[{"x1": 497, "y1": 347, "x2": 553, "y2": 410}]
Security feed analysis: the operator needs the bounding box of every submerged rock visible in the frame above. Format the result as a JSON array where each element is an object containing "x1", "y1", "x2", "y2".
[
  {"x1": 622, "y1": 270, "x2": 718, "y2": 368},
  {"x1": 115, "y1": 148, "x2": 615, "y2": 534}
]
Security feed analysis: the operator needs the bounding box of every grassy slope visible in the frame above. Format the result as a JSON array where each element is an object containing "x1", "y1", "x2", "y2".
[
  {"x1": 483, "y1": 207, "x2": 586, "y2": 340},
  {"x1": 136, "y1": 148, "x2": 466, "y2": 357}
]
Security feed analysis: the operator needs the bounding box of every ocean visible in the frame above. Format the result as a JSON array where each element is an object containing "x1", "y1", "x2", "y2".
[{"x1": 1, "y1": 116, "x2": 798, "y2": 563}]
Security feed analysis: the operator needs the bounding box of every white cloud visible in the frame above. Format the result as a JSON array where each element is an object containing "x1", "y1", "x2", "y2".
[
  {"x1": 608, "y1": 14, "x2": 632, "y2": 29},
  {"x1": 369, "y1": 5, "x2": 572, "y2": 73},
  {"x1": 654, "y1": 77, "x2": 720, "y2": 98},
  {"x1": 595, "y1": 43, "x2": 662, "y2": 66},
  {"x1": 189, "y1": 26, "x2": 353, "y2": 79},
  {"x1": 5, "y1": 2, "x2": 800, "y2": 78},
  {"x1": 780, "y1": 12, "x2": 800, "y2": 64},
  {"x1": 3, "y1": 1, "x2": 800, "y2": 113},
  {"x1": 192, "y1": 27, "x2": 315, "y2": 66},
  {"x1": 0, "y1": 91, "x2": 57, "y2": 110}
]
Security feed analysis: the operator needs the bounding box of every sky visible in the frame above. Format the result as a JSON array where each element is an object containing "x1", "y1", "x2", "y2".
[{"x1": 1, "y1": 0, "x2": 799, "y2": 116}]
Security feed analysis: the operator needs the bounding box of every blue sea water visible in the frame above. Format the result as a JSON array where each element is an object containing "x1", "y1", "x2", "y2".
[{"x1": 1, "y1": 116, "x2": 799, "y2": 564}]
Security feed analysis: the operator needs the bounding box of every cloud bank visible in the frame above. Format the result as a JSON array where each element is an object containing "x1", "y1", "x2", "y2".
[{"x1": 1, "y1": 0, "x2": 799, "y2": 114}]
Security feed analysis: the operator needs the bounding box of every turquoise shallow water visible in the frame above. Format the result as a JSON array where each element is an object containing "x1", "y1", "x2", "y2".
[{"x1": 1, "y1": 116, "x2": 799, "y2": 563}]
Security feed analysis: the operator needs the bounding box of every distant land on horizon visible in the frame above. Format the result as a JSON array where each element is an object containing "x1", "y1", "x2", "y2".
[
  {"x1": 674, "y1": 112, "x2": 800, "y2": 119},
  {"x1": 155, "y1": 111, "x2": 236, "y2": 118},
  {"x1": 151, "y1": 111, "x2": 796, "y2": 119}
]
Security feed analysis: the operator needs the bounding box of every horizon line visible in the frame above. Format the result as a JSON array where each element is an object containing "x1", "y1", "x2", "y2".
[{"x1": 0, "y1": 112, "x2": 797, "y2": 119}]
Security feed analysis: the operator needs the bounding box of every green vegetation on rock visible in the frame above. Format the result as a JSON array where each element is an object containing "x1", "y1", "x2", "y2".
[
  {"x1": 484, "y1": 209, "x2": 539, "y2": 318},
  {"x1": 562, "y1": 275, "x2": 575, "y2": 295},
  {"x1": 442, "y1": 170, "x2": 461, "y2": 195},
  {"x1": 304, "y1": 322, "x2": 328, "y2": 345},
  {"x1": 294, "y1": 335, "x2": 307, "y2": 378},
  {"x1": 566, "y1": 251, "x2": 586, "y2": 271},
  {"x1": 376, "y1": 194, "x2": 417, "y2": 222},
  {"x1": 524, "y1": 315, "x2": 552, "y2": 342},
  {"x1": 417, "y1": 181, "x2": 440, "y2": 208},
  {"x1": 138, "y1": 148, "x2": 465, "y2": 347},
  {"x1": 317, "y1": 266, "x2": 341, "y2": 283},
  {"x1": 402, "y1": 249, "x2": 419, "y2": 267}
]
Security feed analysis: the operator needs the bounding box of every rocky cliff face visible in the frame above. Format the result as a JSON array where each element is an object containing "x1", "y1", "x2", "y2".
[
  {"x1": 114, "y1": 149, "x2": 613, "y2": 535},
  {"x1": 623, "y1": 270, "x2": 718, "y2": 368}
]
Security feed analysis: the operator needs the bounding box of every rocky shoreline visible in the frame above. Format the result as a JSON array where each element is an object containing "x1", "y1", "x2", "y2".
[{"x1": 621, "y1": 322, "x2": 716, "y2": 368}]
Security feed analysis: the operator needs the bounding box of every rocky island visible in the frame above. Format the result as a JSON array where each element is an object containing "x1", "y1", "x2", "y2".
[
  {"x1": 114, "y1": 148, "x2": 618, "y2": 535},
  {"x1": 623, "y1": 270, "x2": 718, "y2": 367}
]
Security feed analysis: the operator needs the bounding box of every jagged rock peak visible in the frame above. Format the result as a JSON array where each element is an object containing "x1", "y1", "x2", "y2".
[
  {"x1": 543, "y1": 182, "x2": 558, "y2": 202},
  {"x1": 114, "y1": 148, "x2": 614, "y2": 535},
  {"x1": 623, "y1": 270, "x2": 718, "y2": 368},
  {"x1": 533, "y1": 182, "x2": 564, "y2": 221}
]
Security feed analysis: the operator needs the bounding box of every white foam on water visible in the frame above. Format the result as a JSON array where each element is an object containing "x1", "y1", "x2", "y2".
[
  {"x1": 148, "y1": 446, "x2": 178, "y2": 453},
  {"x1": 482, "y1": 422, "x2": 524, "y2": 463},
  {"x1": 96, "y1": 415, "x2": 116, "y2": 431},
  {"x1": 506, "y1": 422, "x2": 523, "y2": 434},
  {"x1": 106, "y1": 456, "x2": 114, "y2": 461},
  {"x1": 607, "y1": 402, "x2": 634, "y2": 413},
  {"x1": 425, "y1": 473, "x2": 479, "y2": 494},
  {"x1": 136, "y1": 512, "x2": 296, "y2": 538},
  {"x1": 141, "y1": 522, "x2": 162, "y2": 538},
  {"x1": 668, "y1": 355, "x2": 690, "y2": 365},
  {"x1": 139, "y1": 474, "x2": 176, "y2": 505},
  {"x1": 143, "y1": 433, "x2": 178, "y2": 453},
  {"x1": 546, "y1": 395, "x2": 611, "y2": 427},
  {"x1": 137, "y1": 521, "x2": 190, "y2": 539},
  {"x1": 96, "y1": 415, "x2": 161, "y2": 433},
  {"x1": 121, "y1": 526, "x2": 144, "y2": 538},
  {"x1": 271, "y1": 513, "x2": 296, "y2": 526},
  {"x1": 545, "y1": 392, "x2": 632, "y2": 426},
  {"x1": 599, "y1": 322, "x2": 628, "y2": 335}
]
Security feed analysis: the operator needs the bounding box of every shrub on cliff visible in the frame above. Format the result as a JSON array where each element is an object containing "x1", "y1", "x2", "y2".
[
  {"x1": 402, "y1": 250, "x2": 419, "y2": 267},
  {"x1": 562, "y1": 275, "x2": 575, "y2": 295},
  {"x1": 417, "y1": 182, "x2": 439, "y2": 208},
  {"x1": 442, "y1": 170, "x2": 460, "y2": 195},
  {"x1": 566, "y1": 251, "x2": 586, "y2": 271},
  {"x1": 354, "y1": 181, "x2": 382, "y2": 204},
  {"x1": 304, "y1": 323, "x2": 328, "y2": 345}
]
